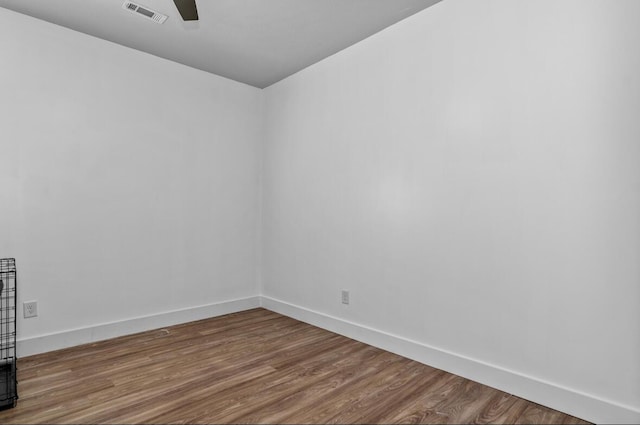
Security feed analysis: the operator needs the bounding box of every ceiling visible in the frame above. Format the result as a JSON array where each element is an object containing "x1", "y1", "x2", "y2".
[{"x1": 0, "y1": 0, "x2": 442, "y2": 88}]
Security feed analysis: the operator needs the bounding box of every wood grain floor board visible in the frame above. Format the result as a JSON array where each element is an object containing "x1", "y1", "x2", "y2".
[
  {"x1": 150, "y1": 341, "x2": 385, "y2": 423},
  {"x1": 88, "y1": 331, "x2": 358, "y2": 423},
  {"x1": 0, "y1": 308, "x2": 590, "y2": 424},
  {"x1": 221, "y1": 350, "x2": 411, "y2": 424},
  {"x1": 323, "y1": 364, "x2": 447, "y2": 424},
  {"x1": 115, "y1": 340, "x2": 367, "y2": 423},
  {"x1": 235, "y1": 349, "x2": 419, "y2": 424}
]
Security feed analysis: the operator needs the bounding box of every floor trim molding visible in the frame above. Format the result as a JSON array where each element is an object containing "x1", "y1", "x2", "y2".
[
  {"x1": 261, "y1": 295, "x2": 640, "y2": 425},
  {"x1": 18, "y1": 296, "x2": 261, "y2": 357}
]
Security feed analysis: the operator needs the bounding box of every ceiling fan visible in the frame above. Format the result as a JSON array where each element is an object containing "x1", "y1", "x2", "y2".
[{"x1": 172, "y1": 0, "x2": 199, "y2": 21}]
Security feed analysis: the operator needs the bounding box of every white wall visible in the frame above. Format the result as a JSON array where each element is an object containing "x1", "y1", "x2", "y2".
[
  {"x1": 0, "y1": 8, "x2": 262, "y2": 349},
  {"x1": 263, "y1": 0, "x2": 640, "y2": 422}
]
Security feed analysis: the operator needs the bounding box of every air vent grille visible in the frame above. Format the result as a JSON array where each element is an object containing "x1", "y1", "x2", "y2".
[{"x1": 122, "y1": 1, "x2": 168, "y2": 24}]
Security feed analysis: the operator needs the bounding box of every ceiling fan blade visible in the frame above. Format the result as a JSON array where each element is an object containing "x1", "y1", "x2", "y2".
[{"x1": 173, "y1": 0, "x2": 198, "y2": 21}]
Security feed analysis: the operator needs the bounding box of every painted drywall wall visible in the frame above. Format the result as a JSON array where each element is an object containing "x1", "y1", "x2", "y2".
[
  {"x1": 263, "y1": 0, "x2": 640, "y2": 422},
  {"x1": 0, "y1": 8, "x2": 262, "y2": 345}
]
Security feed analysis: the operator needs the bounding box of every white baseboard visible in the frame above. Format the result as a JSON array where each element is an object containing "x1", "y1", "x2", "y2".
[
  {"x1": 18, "y1": 296, "x2": 261, "y2": 357},
  {"x1": 261, "y1": 295, "x2": 640, "y2": 425}
]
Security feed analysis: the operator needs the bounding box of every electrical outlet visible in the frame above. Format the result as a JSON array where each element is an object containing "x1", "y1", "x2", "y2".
[
  {"x1": 24, "y1": 301, "x2": 38, "y2": 318},
  {"x1": 341, "y1": 290, "x2": 350, "y2": 305}
]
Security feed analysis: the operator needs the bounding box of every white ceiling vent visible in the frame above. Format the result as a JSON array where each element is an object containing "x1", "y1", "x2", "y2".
[{"x1": 122, "y1": 2, "x2": 168, "y2": 24}]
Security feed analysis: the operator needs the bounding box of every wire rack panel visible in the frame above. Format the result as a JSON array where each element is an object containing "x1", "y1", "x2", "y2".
[{"x1": 0, "y1": 258, "x2": 17, "y2": 410}]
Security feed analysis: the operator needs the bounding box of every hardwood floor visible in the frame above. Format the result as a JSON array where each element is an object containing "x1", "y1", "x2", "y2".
[{"x1": 0, "y1": 308, "x2": 589, "y2": 424}]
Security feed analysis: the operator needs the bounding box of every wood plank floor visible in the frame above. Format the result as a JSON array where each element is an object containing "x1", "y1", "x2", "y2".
[{"x1": 0, "y1": 308, "x2": 589, "y2": 424}]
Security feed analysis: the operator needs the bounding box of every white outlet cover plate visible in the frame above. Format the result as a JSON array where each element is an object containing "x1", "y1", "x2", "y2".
[{"x1": 23, "y1": 301, "x2": 38, "y2": 318}]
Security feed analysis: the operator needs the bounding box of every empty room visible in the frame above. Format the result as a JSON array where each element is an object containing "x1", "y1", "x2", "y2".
[{"x1": 0, "y1": 0, "x2": 638, "y2": 423}]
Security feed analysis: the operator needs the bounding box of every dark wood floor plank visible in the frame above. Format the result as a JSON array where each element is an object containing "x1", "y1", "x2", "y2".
[
  {"x1": 228, "y1": 349, "x2": 408, "y2": 424},
  {"x1": 145, "y1": 336, "x2": 369, "y2": 423},
  {"x1": 0, "y1": 308, "x2": 590, "y2": 424}
]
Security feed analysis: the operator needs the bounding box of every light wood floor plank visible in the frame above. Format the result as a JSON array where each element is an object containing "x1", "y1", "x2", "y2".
[{"x1": 0, "y1": 308, "x2": 590, "y2": 424}]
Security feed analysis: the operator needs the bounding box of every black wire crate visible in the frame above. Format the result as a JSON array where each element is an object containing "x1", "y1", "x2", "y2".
[{"x1": 0, "y1": 258, "x2": 18, "y2": 410}]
